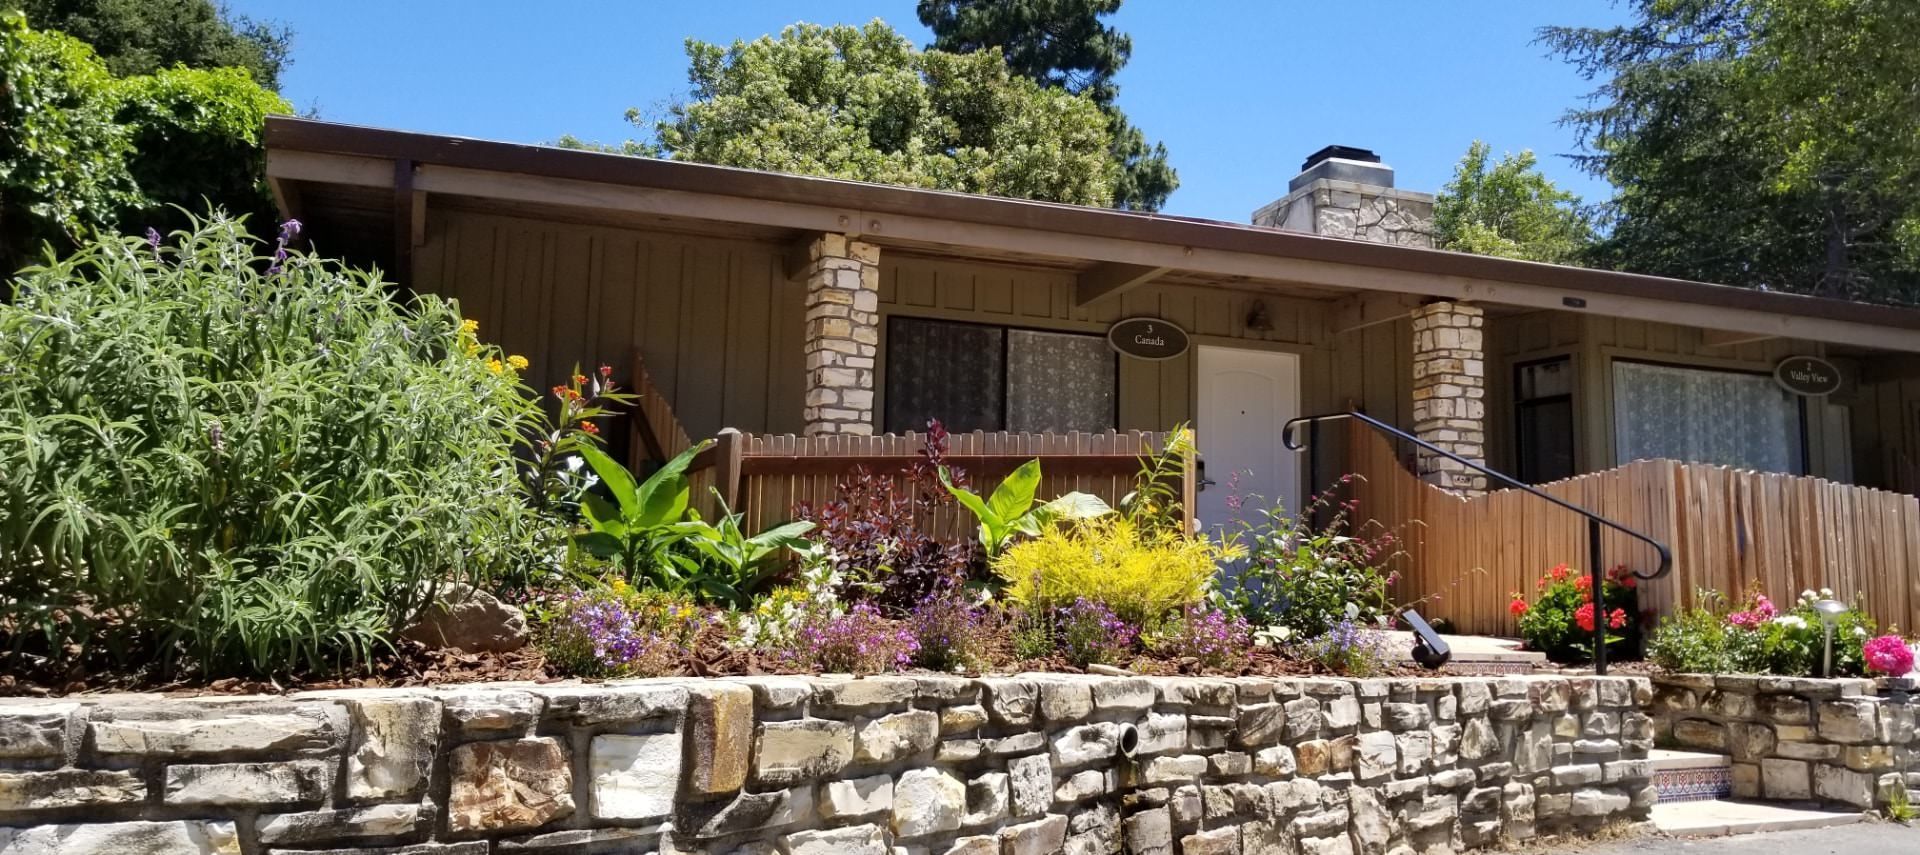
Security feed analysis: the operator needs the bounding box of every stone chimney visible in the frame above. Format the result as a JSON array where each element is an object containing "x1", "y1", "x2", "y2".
[{"x1": 1252, "y1": 146, "x2": 1434, "y2": 247}]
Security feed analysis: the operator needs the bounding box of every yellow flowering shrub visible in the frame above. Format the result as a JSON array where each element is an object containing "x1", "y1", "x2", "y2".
[{"x1": 993, "y1": 517, "x2": 1241, "y2": 626}]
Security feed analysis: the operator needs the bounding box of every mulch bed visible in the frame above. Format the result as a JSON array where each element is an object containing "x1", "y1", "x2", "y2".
[{"x1": 0, "y1": 636, "x2": 1545, "y2": 698}]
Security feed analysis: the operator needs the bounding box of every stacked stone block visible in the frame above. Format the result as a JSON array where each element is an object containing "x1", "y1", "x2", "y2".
[
  {"x1": 1652, "y1": 674, "x2": 1920, "y2": 810},
  {"x1": 1410, "y1": 303, "x2": 1488, "y2": 495},
  {"x1": 801, "y1": 233, "x2": 881, "y2": 436},
  {"x1": 0, "y1": 674, "x2": 1650, "y2": 854},
  {"x1": 1251, "y1": 182, "x2": 1436, "y2": 249}
]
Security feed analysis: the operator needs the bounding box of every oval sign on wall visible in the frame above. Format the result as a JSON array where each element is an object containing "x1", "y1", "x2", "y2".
[
  {"x1": 1108, "y1": 317, "x2": 1189, "y2": 361},
  {"x1": 1774, "y1": 355, "x2": 1843, "y2": 397}
]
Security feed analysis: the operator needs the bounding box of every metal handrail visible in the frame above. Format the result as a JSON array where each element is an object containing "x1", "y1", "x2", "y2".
[{"x1": 1282, "y1": 410, "x2": 1673, "y2": 675}]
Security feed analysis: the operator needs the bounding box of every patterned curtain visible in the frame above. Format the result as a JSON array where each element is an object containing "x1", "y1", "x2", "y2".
[
  {"x1": 1006, "y1": 330, "x2": 1116, "y2": 433},
  {"x1": 1612, "y1": 361, "x2": 1803, "y2": 473},
  {"x1": 884, "y1": 318, "x2": 1003, "y2": 433}
]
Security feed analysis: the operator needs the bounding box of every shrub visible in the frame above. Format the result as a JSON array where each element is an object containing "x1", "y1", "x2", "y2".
[
  {"x1": 796, "y1": 422, "x2": 976, "y2": 614},
  {"x1": 1149, "y1": 606, "x2": 1252, "y2": 671},
  {"x1": 1055, "y1": 598, "x2": 1136, "y2": 668},
  {"x1": 1216, "y1": 480, "x2": 1399, "y2": 640},
  {"x1": 994, "y1": 516, "x2": 1234, "y2": 627},
  {"x1": 0, "y1": 220, "x2": 540, "y2": 675},
  {"x1": 1646, "y1": 587, "x2": 1878, "y2": 677},
  {"x1": 908, "y1": 590, "x2": 999, "y2": 672},
  {"x1": 1510, "y1": 563, "x2": 1640, "y2": 663},
  {"x1": 1298, "y1": 618, "x2": 1389, "y2": 677},
  {"x1": 536, "y1": 581, "x2": 713, "y2": 678}
]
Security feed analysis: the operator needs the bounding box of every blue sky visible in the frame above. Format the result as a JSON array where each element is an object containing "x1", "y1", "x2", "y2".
[{"x1": 232, "y1": 1, "x2": 1629, "y2": 223}]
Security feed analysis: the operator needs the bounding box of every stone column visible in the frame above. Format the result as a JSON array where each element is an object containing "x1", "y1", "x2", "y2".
[
  {"x1": 1411, "y1": 302, "x2": 1487, "y2": 494},
  {"x1": 801, "y1": 234, "x2": 880, "y2": 436}
]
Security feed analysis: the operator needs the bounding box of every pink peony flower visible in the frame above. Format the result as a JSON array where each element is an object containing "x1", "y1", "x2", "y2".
[{"x1": 1864, "y1": 635, "x2": 1914, "y2": 677}]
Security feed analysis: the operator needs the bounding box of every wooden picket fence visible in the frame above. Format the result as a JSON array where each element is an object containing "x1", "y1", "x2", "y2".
[
  {"x1": 625, "y1": 351, "x2": 1191, "y2": 540},
  {"x1": 691, "y1": 429, "x2": 1190, "y2": 543},
  {"x1": 1346, "y1": 421, "x2": 1920, "y2": 636}
]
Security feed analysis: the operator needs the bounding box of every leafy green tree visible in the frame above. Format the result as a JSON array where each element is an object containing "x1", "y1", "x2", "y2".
[
  {"x1": 918, "y1": 0, "x2": 1176, "y2": 210},
  {"x1": 1434, "y1": 141, "x2": 1595, "y2": 265},
  {"x1": 0, "y1": 12, "x2": 137, "y2": 274},
  {"x1": 1543, "y1": 0, "x2": 1920, "y2": 303},
  {"x1": 621, "y1": 21, "x2": 1118, "y2": 207},
  {"x1": 0, "y1": 12, "x2": 288, "y2": 274},
  {"x1": 11, "y1": 0, "x2": 289, "y2": 89}
]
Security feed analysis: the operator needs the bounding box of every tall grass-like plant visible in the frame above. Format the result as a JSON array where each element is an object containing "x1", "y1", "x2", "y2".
[{"x1": 0, "y1": 217, "x2": 540, "y2": 676}]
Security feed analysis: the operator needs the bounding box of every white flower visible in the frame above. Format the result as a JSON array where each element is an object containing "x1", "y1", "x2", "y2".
[
  {"x1": 1820, "y1": 587, "x2": 1835, "y2": 599},
  {"x1": 1800, "y1": 590, "x2": 1817, "y2": 602},
  {"x1": 1773, "y1": 615, "x2": 1808, "y2": 630},
  {"x1": 1856, "y1": 627, "x2": 1870, "y2": 638}
]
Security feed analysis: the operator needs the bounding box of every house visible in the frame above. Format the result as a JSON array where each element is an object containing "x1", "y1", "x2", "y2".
[{"x1": 264, "y1": 118, "x2": 1920, "y2": 630}]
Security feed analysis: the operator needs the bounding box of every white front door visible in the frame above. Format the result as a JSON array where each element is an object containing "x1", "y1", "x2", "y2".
[{"x1": 1195, "y1": 346, "x2": 1301, "y2": 534}]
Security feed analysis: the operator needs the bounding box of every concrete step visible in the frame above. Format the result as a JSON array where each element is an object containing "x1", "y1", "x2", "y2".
[
  {"x1": 1649, "y1": 748, "x2": 1733, "y2": 802},
  {"x1": 1650, "y1": 799, "x2": 1868, "y2": 837}
]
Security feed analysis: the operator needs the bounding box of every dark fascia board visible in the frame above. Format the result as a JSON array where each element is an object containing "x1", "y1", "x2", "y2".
[{"x1": 265, "y1": 116, "x2": 1920, "y2": 334}]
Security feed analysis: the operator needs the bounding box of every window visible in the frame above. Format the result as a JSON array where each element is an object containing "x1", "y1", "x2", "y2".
[
  {"x1": 1612, "y1": 360, "x2": 1805, "y2": 473},
  {"x1": 1514, "y1": 357, "x2": 1576, "y2": 483},
  {"x1": 884, "y1": 317, "x2": 1116, "y2": 433}
]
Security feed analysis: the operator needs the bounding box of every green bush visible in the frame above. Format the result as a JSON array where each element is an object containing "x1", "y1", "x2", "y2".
[
  {"x1": 1647, "y1": 588, "x2": 1877, "y2": 677},
  {"x1": 1215, "y1": 484, "x2": 1397, "y2": 641},
  {"x1": 0, "y1": 218, "x2": 540, "y2": 676}
]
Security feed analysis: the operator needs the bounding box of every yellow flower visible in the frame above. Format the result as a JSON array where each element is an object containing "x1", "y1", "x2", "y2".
[
  {"x1": 486, "y1": 359, "x2": 504, "y2": 374},
  {"x1": 460, "y1": 319, "x2": 479, "y2": 335},
  {"x1": 506, "y1": 354, "x2": 529, "y2": 371}
]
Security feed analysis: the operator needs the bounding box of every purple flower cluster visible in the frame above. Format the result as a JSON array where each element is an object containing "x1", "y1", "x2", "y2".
[
  {"x1": 1057, "y1": 598, "x2": 1137, "y2": 668},
  {"x1": 790, "y1": 603, "x2": 919, "y2": 674},
  {"x1": 1152, "y1": 606, "x2": 1253, "y2": 671},
  {"x1": 541, "y1": 589, "x2": 706, "y2": 678},
  {"x1": 909, "y1": 592, "x2": 995, "y2": 671},
  {"x1": 266, "y1": 219, "x2": 301, "y2": 276},
  {"x1": 1300, "y1": 618, "x2": 1388, "y2": 677}
]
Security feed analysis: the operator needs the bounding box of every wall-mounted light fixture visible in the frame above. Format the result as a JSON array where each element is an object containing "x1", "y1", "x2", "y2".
[{"x1": 1245, "y1": 299, "x2": 1274, "y2": 332}]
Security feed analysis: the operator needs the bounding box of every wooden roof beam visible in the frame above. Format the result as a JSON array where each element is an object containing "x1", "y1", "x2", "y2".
[
  {"x1": 1076, "y1": 262, "x2": 1171, "y2": 306},
  {"x1": 1701, "y1": 329, "x2": 1779, "y2": 348},
  {"x1": 1330, "y1": 292, "x2": 1427, "y2": 335}
]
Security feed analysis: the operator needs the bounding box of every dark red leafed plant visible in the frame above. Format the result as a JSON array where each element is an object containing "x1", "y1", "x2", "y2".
[{"x1": 794, "y1": 420, "x2": 979, "y2": 615}]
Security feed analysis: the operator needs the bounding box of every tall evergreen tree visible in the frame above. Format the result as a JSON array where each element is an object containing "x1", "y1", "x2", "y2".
[
  {"x1": 918, "y1": 0, "x2": 1176, "y2": 211},
  {"x1": 1543, "y1": 0, "x2": 1920, "y2": 304}
]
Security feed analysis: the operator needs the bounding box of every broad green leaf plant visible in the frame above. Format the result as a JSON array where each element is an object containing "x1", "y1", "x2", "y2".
[
  {"x1": 573, "y1": 443, "x2": 814, "y2": 608},
  {"x1": 940, "y1": 459, "x2": 1111, "y2": 557}
]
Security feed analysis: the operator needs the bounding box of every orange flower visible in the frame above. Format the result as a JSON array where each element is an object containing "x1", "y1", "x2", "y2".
[{"x1": 580, "y1": 421, "x2": 600, "y2": 436}]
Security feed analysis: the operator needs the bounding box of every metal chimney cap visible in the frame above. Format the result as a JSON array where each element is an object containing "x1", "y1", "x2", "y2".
[{"x1": 1301, "y1": 145, "x2": 1381, "y2": 172}]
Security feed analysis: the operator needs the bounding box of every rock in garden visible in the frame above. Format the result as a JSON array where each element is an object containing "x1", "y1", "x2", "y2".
[{"x1": 400, "y1": 582, "x2": 529, "y2": 653}]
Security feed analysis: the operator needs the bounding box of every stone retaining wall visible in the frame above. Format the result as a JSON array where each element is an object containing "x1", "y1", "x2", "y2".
[
  {"x1": 0, "y1": 674, "x2": 1651, "y2": 854},
  {"x1": 1652, "y1": 673, "x2": 1920, "y2": 809}
]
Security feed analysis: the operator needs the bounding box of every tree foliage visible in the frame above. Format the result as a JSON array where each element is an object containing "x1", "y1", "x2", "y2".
[
  {"x1": 918, "y1": 0, "x2": 1176, "y2": 210},
  {"x1": 1543, "y1": 0, "x2": 1920, "y2": 303},
  {"x1": 1435, "y1": 141, "x2": 1595, "y2": 265},
  {"x1": 0, "y1": 12, "x2": 288, "y2": 274},
  {"x1": 622, "y1": 21, "x2": 1119, "y2": 207},
  {"x1": 11, "y1": 0, "x2": 289, "y2": 89}
]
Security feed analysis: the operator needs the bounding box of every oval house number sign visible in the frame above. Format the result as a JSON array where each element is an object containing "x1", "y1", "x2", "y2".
[
  {"x1": 1107, "y1": 317, "x2": 1189, "y2": 361},
  {"x1": 1774, "y1": 355, "x2": 1842, "y2": 397}
]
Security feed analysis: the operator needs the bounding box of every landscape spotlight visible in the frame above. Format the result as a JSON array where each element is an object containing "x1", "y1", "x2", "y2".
[{"x1": 1814, "y1": 598, "x2": 1848, "y2": 677}]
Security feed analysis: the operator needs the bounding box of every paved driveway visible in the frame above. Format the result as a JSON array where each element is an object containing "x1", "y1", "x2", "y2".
[{"x1": 1562, "y1": 822, "x2": 1920, "y2": 853}]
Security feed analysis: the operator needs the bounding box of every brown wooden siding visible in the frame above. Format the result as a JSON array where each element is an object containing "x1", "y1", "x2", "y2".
[
  {"x1": 1851, "y1": 356, "x2": 1920, "y2": 493},
  {"x1": 415, "y1": 210, "x2": 807, "y2": 440}
]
